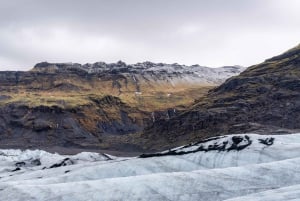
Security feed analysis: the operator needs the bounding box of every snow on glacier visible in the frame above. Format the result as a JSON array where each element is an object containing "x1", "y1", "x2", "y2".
[{"x1": 0, "y1": 133, "x2": 300, "y2": 201}]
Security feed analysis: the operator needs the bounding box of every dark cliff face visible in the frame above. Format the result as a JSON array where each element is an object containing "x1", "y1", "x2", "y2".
[
  {"x1": 0, "y1": 96, "x2": 151, "y2": 151},
  {"x1": 143, "y1": 44, "x2": 300, "y2": 150}
]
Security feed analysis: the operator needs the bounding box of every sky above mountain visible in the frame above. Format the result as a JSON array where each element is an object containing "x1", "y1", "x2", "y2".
[{"x1": 0, "y1": 0, "x2": 299, "y2": 70}]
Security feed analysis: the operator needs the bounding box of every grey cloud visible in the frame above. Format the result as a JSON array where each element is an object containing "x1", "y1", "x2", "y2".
[{"x1": 0, "y1": 0, "x2": 299, "y2": 70}]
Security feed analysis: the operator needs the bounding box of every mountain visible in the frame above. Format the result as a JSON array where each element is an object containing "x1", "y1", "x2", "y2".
[
  {"x1": 32, "y1": 61, "x2": 243, "y2": 86},
  {"x1": 144, "y1": 44, "x2": 300, "y2": 149},
  {"x1": 0, "y1": 61, "x2": 244, "y2": 153},
  {"x1": 1, "y1": 133, "x2": 300, "y2": 201}
]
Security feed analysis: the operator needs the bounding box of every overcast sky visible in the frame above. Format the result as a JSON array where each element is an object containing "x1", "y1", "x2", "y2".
[{"x1": 0, "y1": 0, "x2": 299, "y2": 70}]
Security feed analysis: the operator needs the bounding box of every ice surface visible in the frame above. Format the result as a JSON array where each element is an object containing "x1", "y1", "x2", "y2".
[{"x1": 0, "y1": 133, "x2": 300, "y2": 201}]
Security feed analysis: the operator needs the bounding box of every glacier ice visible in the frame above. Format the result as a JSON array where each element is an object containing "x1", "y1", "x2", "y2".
[{"x1": 0, "y1": 133, "x2": 300, "y2": 201}]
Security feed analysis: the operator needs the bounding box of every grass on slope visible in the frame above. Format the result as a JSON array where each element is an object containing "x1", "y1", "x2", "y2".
[{"x1": 0, "y1": 85, "x2": 213, "y2": 112}]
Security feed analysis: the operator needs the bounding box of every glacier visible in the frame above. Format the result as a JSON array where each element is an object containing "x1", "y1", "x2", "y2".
[{"x1": 0, "y1": 133, "x2": 300, "y2": 201}]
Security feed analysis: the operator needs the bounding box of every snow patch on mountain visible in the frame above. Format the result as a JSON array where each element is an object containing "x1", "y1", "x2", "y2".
[{"x1": 33, "y1": 61, "x2": 245, "y2": 85}]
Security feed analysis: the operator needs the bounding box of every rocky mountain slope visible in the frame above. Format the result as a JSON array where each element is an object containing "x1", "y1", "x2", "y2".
[
  {"x1": 1, "y1": 133, "x2": 300, "y2": 200},
  {"x1": 0, "y1": 61, "x2": 244, "y2": 153},
  {"x1": 33, "y1": 61, "x2": 243, "y2": 86},
  {"x1": 144, "y1": 44, "x2": 300, "y2": 149}
]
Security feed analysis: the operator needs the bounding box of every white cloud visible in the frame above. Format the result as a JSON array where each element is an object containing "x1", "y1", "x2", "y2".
[
  {"x1": 177, "y1": 24, "x2": 202, "y2": 36},
  {"x1": 0, "y1": 26, "x2": 134, "y2": 69}
]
